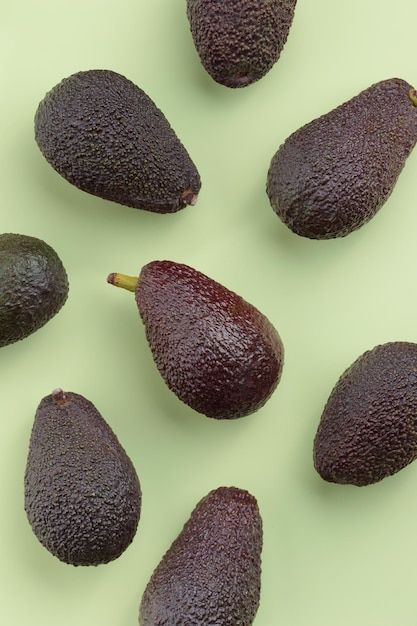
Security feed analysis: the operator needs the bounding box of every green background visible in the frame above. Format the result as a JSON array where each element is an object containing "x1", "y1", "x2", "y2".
[{"x1": 2, "y1": 1, "x2": 417, "y2": 624}]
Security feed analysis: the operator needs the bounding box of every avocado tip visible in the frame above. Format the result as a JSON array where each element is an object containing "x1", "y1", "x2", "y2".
[
  {"x1": 181, "y1": 190, "x2": 198, "y2": 206},
  {"x1": 51, "y1": 388, "x2": 68, "y2": 405}
]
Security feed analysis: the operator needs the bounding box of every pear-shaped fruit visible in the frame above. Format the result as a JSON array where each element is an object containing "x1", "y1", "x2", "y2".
[
  {"x1": 313, "y1": 342, "x2": 417, "y2": 486},
  {"x1": 107, "y1": 260, "x2": 284, "y2": 419},
  {"x1": 139, "y1": 486, "x2": 262, "y2": 626},
  {"x1": 267, "y1": 78, "x2": 417, "y2": 239},
  {"x1": 24, "y1": 389, "x2": 142, "y2": 565},
  {"x1": 0, "y1": 233, "x2": 68, "y2": 347},
  {"x1": 186, "y1": 0, "x2": 297, "y2": 88},
  {"x1": 35, "y1": 69, "x2": 201, "y2": 213}
]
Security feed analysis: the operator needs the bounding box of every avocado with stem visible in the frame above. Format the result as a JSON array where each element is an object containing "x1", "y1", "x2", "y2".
[
  {"x1": 139, "y1": 486, "x2": 262, "y2": 626},
  {"x1": 34, "y1": 69, "x2": 201, "y2": 213},
  {"x1": 186, "y1": 0, "x2": 297, "y2": 88},
  {"x1": 24, "y1": 388, "x2": 142, "y2": 565},
  {"x1": 313, "y1": 342, "x2": 417, "y2": 486},
  {"x1": 267, "y1": 78, "x2": 417, "y2": 239},
  {"x1": 0, "y1": 233, "x2": 69, "y2": 347},
  {"x1": 107, "y1": 260, "x2": 284, "y2": 419}
]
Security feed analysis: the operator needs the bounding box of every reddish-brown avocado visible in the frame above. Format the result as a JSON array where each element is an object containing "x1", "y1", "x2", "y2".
[{"x1": 107, "y1": 260, "x2": 284, "y2": 419}]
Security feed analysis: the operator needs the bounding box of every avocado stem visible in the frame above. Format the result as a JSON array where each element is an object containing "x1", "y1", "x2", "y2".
[
  {"x1": 52, "y1": 388, "x2": 69, "y2": 405},
  {"x1": 107, "y1": 272, "x2": 138, "y2": 292},
  {"x1": 409, "y1": 88, "x2": 417, "y2": 106},
  {"x1": 181, "y1": 190, "x2": 198, "y2": 206}
]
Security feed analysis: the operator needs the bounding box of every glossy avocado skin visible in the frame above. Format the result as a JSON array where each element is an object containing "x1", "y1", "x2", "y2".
[
  {"x1": 0, "y1": 233, "x2": 68, "y2": 347},
  {"x1": 267, "y1": 78, "x2": 417, "y2": 239},
  {"x1": 34, "y1": 69, "x2": 201, "y2": 213},
  {"x1": 186, "y1": 0, "x2": 297, "y2": 88},
  {"x1": 139, "y1": 486, "x2": 262, "y2": 626},
  {"x1": 24, "y1": 389, "x2": 142, "y2": 565},
  {"x1": 313, "y1": 342, "x2": 417, "y2": 486},
  {"x1": 136, "y1": 260, "x2": 284, "y2": 419}
]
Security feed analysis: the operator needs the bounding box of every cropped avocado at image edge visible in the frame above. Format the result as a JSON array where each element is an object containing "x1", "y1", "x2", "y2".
[
  {"x1": 186, "y1": 0, "x2": 297, "y2": 88},
  {"x1": 139, "y1": 486, "x2": 262, "y2": 626},
  {"x1": 0, "y1": 233, "x2": 69, "y2": 347},
  {"x1": 314, "y1": 342, "x2": 417, "y2": 486},
  {"x1": 267, "y1": 78, "x2": 417, "y2": 239}
]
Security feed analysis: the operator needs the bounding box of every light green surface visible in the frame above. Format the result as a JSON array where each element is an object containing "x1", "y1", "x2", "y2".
[{"x1": 1, "y1": 1, "x2": 417, "y2": 624}]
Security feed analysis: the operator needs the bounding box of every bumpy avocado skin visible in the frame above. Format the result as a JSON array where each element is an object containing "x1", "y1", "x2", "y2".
[
  {"x1": 0, "y1": 233, "x2": 69, "y2": 347},
  {"x1": 136, "y1": 260, "x2": 284, "y2": 419},
  {"x1": 313, "y1": 342, "x2": 417, "y2": 486},
  {"x1": 267, "y1": 78, "x2": 417, "y2": 239},
  {"x1": 34, "y1": 69, "x2": 201, "y2": 213},
  {"x1": 139, "y1": 486, "x2": 262, "y2": 626},
  {"x1": 24, "y1": 390, "x2": 142, "y2": 565},
  {"x1": 186, "y1": 0, "x2": 297, "y2": 88}
]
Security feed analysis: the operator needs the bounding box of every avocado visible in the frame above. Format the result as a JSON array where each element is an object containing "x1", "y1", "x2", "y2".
[
  {"x1": 107, "y1": 260, "x2": 284, "y2": 419},
  {"x1": 139, "y1": 486, "x2": 262, "y2": 626},
  {"x1": 313, "y1": 342, "x2": 417, "y2": 486},
  {"x1": 24, "y1": 388, "x2": 142, "y2": 565},
  {"x1": 267, "y1": 78, "x2": 417, "y2": 239},
  {"x1": 0, "y1": 233, "x2": 69, "y2": 347},
  {"x1": 186, "y1": 0, "x2": 297, "y2": 88},
  {"x1": 34, "y1": 69, "x2": 201, "y2": 213}
]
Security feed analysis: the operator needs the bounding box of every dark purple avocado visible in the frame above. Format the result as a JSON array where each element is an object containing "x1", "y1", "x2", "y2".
[
  {"x1": 267, "y1": 78, "x2": 417, "y2": 238},
  {"x1": 313, "y1": 342, "x2": 417, "y2": 486},
  {"x1": 107, "y1": 261, "x2": 284, "y2": 419},
  {"x1": 24, "y1": 389, "x2": 142, "y2": 565},
  {"x1": 139, "y1": 486, "x2": 262, "y2": 626},
  {"x1": 34, "y1": 69, "x2": 201, "y2": 213},
  {"x1": 186, "y1": 0, "x2": 297, "y2": 88}
]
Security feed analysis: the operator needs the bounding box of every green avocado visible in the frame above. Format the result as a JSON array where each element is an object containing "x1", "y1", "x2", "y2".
[
  {"x1": 267, "y1": 78, "x2": 417, "y2": 239},
  {"x1": 34, "y1": 69, "x2": 201, "y2": 213},
  {"x1": 107, "y1": 260, "x2": 284, "y2": 419},
  {"x1": 0, "y1": 233, "x2": 69, "y2": 347},
  {"x1": 139, "y1": 486, "x2": 262, "y2": 626},
  {"x1": 313, "y1": 342, "x2": 417, "y2": 486},
  {"x1": 24, "y1": 388, "x2": 142, "y2": 565},
  {"x1": 186, "y1": 0, "x2": 297, "y2": 88}
]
